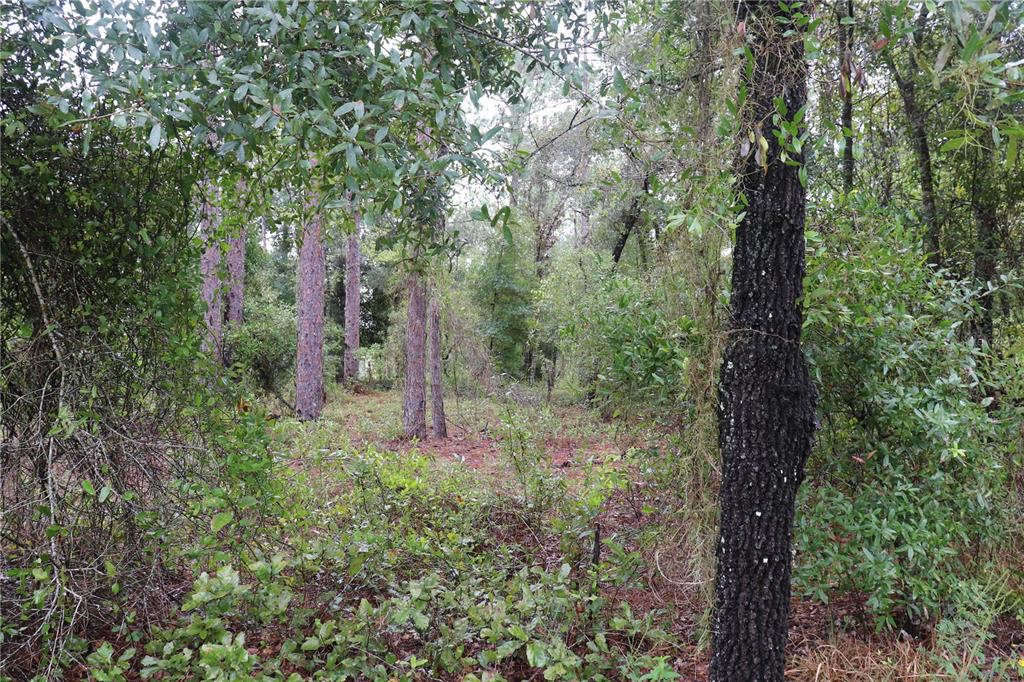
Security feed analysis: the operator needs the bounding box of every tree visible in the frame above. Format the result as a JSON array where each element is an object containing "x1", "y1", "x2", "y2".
[
  {"x1": 295, "y1": 196, "x2": 326, "y2": 420},
  {"x1": 225, "y1": 181, "x2": 247, "y2": 331},
  {"x1": 344, "y1": 212, "x2": 362, "y2": 383},
  {"x1": 402, "y1": 271, "x2": 427, "y2": 439},
  {"x1": 883, "y1": 8, "x2": 942, "y2": 264},
  {"x1": 971, "y1": 139, "x2": 998, "y2": 349},
  {"x1": 199, "y1": 184, "x2": 224, "y2": 363},
  {"x1": 838, "y1": 0, "x2": 855, "y2": 193},
  {"x1": 429, "y1": 294, "x2": 447, "y2": 438},
  {"x1": 710, "y1": 3, "x2": 818, "y2": 680}
]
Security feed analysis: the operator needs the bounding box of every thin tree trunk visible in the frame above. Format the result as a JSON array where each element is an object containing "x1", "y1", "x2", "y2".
[
  {"x1": 612, "y1": 176, "x2": 650, "y2": 266},
  {"x1": 888, "y1": 58, "x2": 940, "y2": 264},
  {"x1": 694, "y1": 0, "x2": 720, "y2": 165},
  {"x1": 546, "y1": 349, "x2": 556, "y2": 403},
  {"x1": 295, "y1": 197, "x2": 326, "y2": 420},
  {"x1": 839, "y1": 0, "x2": 855, "y2": 193},
  {"x1": 711, "y1": 3, "x2": 818, "y2": 680},
  {"x1": 199, "y1": 183, "x2": 223, "y2": 363},
  {"x1": 225, "y1": 182, "x2": 246, "y2": 329},
  {"x1": 972, "y1": 141, "x2": 998, "y2": 348},
  {"x1": 612, "y1": 197, "x2": 640, "y2": 265},
  {"x1": 579, "y1": 210, "x2": 591, "y2": 247},
  {"x1": 402, "y1": 271, "x2": 427, "y2": 439},
  {"x1": 344, "y1": 214, "x2": 361, "y2": 383},
  {"x1": 429, "y1": 294, "x2": 447, "y2": 438}
]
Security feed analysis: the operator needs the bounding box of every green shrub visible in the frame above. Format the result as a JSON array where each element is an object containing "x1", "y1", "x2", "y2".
[{"x1": 795, "y1": 209, "x2": 1012, "y2": 627}]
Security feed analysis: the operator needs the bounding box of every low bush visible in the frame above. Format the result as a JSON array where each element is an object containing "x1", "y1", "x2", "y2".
[{"x1": 795, "y1": 209, "x2": 1017, "y2": 628}]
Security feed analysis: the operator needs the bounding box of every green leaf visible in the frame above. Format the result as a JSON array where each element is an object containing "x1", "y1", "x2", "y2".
[
  {"x1": 148, "y1": 122, "x2": 162, "y2": 151},
  {"x1": 613, "y1": 67, "x2": 627, "y2": 93},
  {"x1": 99, "y1": 485, "x2": 112, "y2": 503},
  {"x1": 211, "y1": 511, "x2": 234, "y2": 532},
  {"x1": 411, "y1": 611, "x2": 429, "y2": 630},
  {"x1": 526, "y1": 641, "x2": 548, "y2": 667},
  {"x1": 939, "y1": 136, "x2": 967, "y2": 152},
  {"x1": 82, "y1": 479, "x2": 96, "y2": 496},
  {"x1": 496, "y1": 640, "x2": 522, "y2": 659}
]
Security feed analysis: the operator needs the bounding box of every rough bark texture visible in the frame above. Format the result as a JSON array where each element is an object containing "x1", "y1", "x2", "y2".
[
  {"x1": 225, "y1": 226, "x2": 245, "y2": 329},
  {"x1": 710, "y1": 3, "x2": 818, "y2": 680},
  {"x1": 402, "y1": 272, "x2": 427, "y2": 439},
  {"x1": 295, "y1": 200, "x2": 326, "y2": 421},
  {"x1": 199, "y1": 185, "x2": 223, "y2": 363},
  {"x1": 839, "y1": 0, "x2": 855, "y2": 193},
  {"x1": 428, "y1": 295, "x2": 447, "y2": 438},
  {"x1": 225, "y1": 181, "x2": 247, "y2": 333},
  {"x1": 612, "y1": 197, "x2": 642, "y2": 265},
  {"x1": 343, "y1": 216, "x2": 361, "y2": 383}
]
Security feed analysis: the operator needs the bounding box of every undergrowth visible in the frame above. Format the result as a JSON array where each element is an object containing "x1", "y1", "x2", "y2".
[
  {"x1": 8, "y1": 393, "x2": 1023, "y2": 680},
  {"x1": 65, "y1": 405, "x2": 687, "y2": 682}
]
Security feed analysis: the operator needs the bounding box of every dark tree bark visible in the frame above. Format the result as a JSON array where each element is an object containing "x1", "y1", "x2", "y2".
[
  {"x1": 612, "y1": 175, "x2": 650, "y2": 266},
  {"x1": 710, "y1": 3, "x2": 818, "y2": 680},
  {"x1": 612, "y1": 197, "x2": 641, "y2": 265},
  {"x1": 295, "y1": 198, "x2": 326, "y2": 420},
  {"x1": 839, "y1": 0, "x2": 855, "y2": 193},
  {"x1": 428, "y1": 294, "x2": 447, "y2": 438},
  {"x1": 693, "y1": 0, "x2": 721, "y2": 167},
  {"x1": 897, "y1": 76, "x2": 940, "y2": 263},
  {"x1": 972, "y1": 141, "x2": 998, "y2": 348},
  {"x1": 886, "y1": 14, "x2": 940, "y2": 265},
  {"x1": 343, "y1": 214, "x2": 361, "y2": 383},
  {"x1": 199, "y1": 184, "x2": 223, "y2": 363},
  {"x1": 402, "y1": 271, "x2": 427, "y2": 439}
]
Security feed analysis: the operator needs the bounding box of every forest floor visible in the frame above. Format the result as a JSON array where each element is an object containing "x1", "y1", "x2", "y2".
[
  {"x1": 256, "y1": 387, "x2": 1021, "y2": 681},
  {"x1": 50, "y1": 388, "x2": 1019, "y2": 681}
]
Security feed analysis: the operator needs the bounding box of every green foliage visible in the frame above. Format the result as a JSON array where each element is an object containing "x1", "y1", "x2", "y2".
[
  {"x1": 7, "y1": 0, "x2": 1024, "y2": 675},
  {"x1": 540, "y1": 254, "x2": 692, "y2": 424},
  {"x1": 0, "y1": 25, "x2": 280, "y2": 674},
  {"x1": 99, "y1": 425, "x2": 677, "y2": 682},
  {"x1": 228, "y1": 294, "x2": 297, "y2": 398},
  {"x1": 86, "y1": 642, "x2": 136, "y2": 682},
  {"x1": 30, "y1": 0, "x2": 596, "y2": 234},
  {"x1": 471, "y1": 219, "x2": 537, "y2": 377},
  {"x1": 795, "y1": 206, "x2": 1013, "y2": 626}
]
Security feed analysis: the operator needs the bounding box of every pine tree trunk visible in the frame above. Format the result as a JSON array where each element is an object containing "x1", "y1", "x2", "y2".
[
  {"x1": 343, "y1": 215, "x2": 361, "y2": 383},
  {"x1": 225, "y1": 181, "x2": 246, "y2": 331},
  {"x1": 710, "y1": 3, "x2": 818, "y2": 680},
  {"x1": 402, "y1": 272, "x2": 427, "y2": 439},
  {"x1": 199, "y1": 184, "x2": 223, "y2": 363},
  {"x1": 295, "y1": 198, "x2": 326, "y2": 420},
  {"x1": 225, "y1": 226, "x2": 245, "y2": 329},
  {"x1": 429, "y1": 294, "x2": 447, "y2": 438}
]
